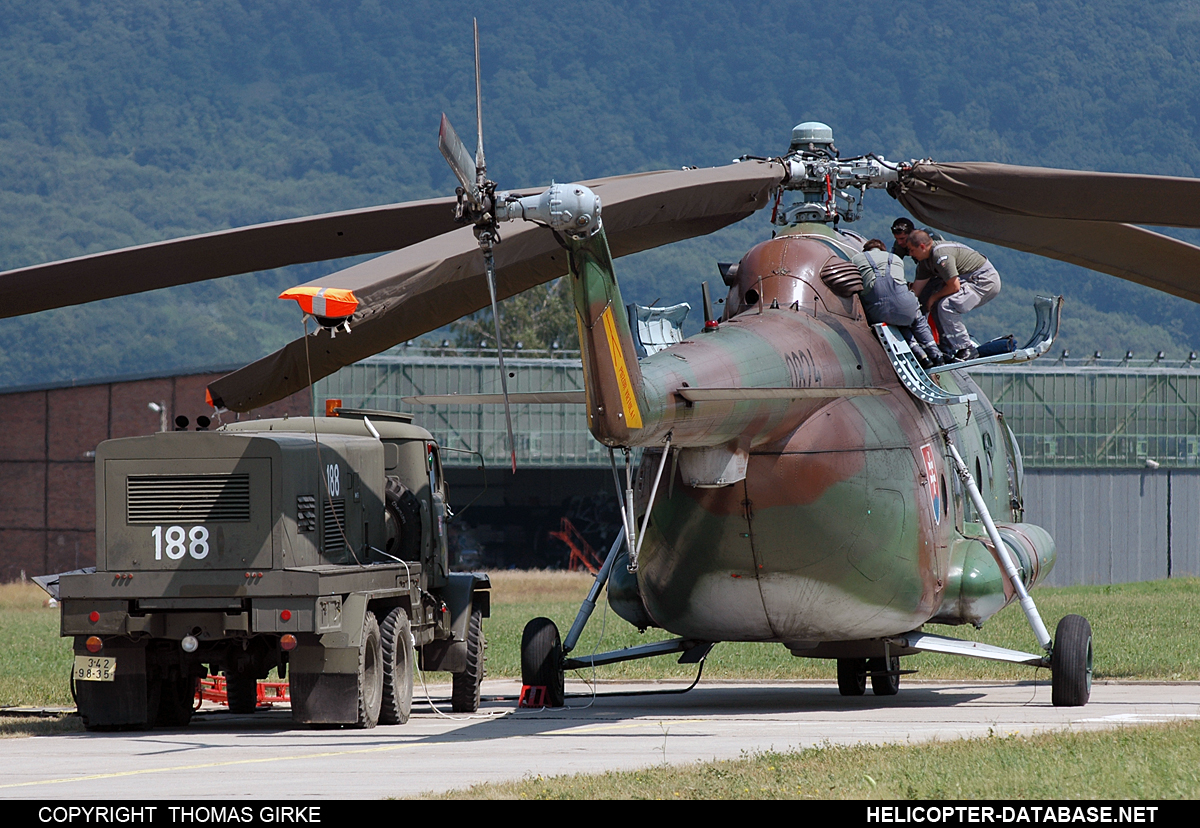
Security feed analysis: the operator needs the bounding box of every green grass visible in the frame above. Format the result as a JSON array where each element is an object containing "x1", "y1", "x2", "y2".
[
  {"x1": 435, "y1": 720, "x2": 1200, "y2": 799},
  {"x1": 4, "y1": 576, "x2": 1199, "y2": 710},
  {"x1": 0, "y1": 584, "x2": 75, "y2": 708},
  {"x1": 484, "y1": 576, "x2": 1200, "y2": 683}
]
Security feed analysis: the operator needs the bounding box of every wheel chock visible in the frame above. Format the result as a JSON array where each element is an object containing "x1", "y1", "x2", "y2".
[{"x1": 518, "y1": 685, "x2": 547, "y2": 708}]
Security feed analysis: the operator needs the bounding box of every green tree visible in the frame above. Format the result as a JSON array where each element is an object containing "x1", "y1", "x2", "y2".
[{"x1": 450, "y1": 277, "x2": 579, "y2": 352}]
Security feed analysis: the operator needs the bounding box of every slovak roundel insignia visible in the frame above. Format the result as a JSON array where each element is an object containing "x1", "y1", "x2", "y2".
[{"x1": 921, "y1": 443, "x2": 941, "y2": 525}]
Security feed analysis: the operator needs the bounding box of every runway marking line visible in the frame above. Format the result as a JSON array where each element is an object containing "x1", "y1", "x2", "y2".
[
  {"x1": 0, "y1": 719, "x2": 709, "y2": 790},
  {"x1": 0, "y1": 742, "x2": 422, "y2": 791}
]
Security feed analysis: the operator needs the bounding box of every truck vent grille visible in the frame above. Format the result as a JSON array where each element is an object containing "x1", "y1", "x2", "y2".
[
  {"x1": 323, "y1": 499, "x2": 347, "y2": 555},
  {"x1": 127, "y1": 474, "x2": 251, "y2": 524},
  {"x1": 297, "y1": 496, "x2": 317, "y2": 532}
]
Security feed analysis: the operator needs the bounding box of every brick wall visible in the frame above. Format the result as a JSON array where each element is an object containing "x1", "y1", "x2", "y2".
[{"x1": 0, "y1": 373, "x2": 310, "y2": 581}]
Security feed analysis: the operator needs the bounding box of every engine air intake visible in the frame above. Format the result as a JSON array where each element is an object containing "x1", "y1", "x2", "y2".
[
  {"x1": 819, "y1": 259, "x2": 863, "y2": 298},
  {"x1": 126, "y1": 474, "x2": 251, "y2": 524}
]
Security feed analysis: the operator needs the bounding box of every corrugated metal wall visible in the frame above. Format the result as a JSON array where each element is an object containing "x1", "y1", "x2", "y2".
[
  {"x1": 1025, "y1": 469, "x2": 1200, "y2": 586},
  {"x1": 972, "y1": 366, "x2": 1200, "y2": 469},
  {"x1": 315, "y1": 354, "x2": 604, "y2": 467}
]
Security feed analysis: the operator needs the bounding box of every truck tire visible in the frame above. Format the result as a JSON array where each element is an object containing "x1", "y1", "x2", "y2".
[
  {"x1": 451, "y1": 603, "x2": 486, "y2": 713},
  {"x1": 356, "y1": 612, "x2": 384, "y2": 728},
  {"x1": 225, "y1": 671, "x2": 259, "y2": 714},
  {"x1": 155, "y1": 676, "x2": 196, "y2": 727},
  {"x1": 380, "y1": 607, "x2": 413, "y2": 725},
  {"x1": 385, "y1": 478, "x2": 423, "y2": 561}
]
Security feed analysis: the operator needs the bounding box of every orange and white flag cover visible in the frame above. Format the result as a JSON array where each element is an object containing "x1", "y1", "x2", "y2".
[{"x1": 279, "y1": 286, "x2": 359, "y2": 319}]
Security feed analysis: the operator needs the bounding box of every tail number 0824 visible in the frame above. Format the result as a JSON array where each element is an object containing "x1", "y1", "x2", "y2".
[{"x1": 152, "y1": 525, "x2": 211, "y2": 560}]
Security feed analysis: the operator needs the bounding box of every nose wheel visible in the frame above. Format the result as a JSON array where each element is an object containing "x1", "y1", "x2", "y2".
[
  {"x1": 520, "y1": 617, "x2": 565, "y2": 707},
  {"x1": 1051, "y1": 614, "x2": 1093, "y2": 707}
]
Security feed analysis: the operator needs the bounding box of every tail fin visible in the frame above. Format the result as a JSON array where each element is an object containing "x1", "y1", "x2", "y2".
[{"x1": 566, "y1": 230, "x2": 645, "y2": 444}]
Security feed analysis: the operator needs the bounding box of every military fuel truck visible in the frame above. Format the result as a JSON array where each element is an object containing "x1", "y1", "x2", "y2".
[{"x1": 53, "y1": 409, "x2": 488, "y2": 730}]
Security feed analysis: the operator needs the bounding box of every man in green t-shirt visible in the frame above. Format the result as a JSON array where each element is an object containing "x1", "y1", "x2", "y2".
[{"x1": 907, "y1": 230, "x2": 1002, "y2": 362}]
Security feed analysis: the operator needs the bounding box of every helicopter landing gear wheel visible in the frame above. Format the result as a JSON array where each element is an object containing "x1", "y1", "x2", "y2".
[
  {"x1": 379, "y1": 607, "x2": 413, "y2": 725},
  {"x1": 868, "y1": 655, "x2": 900, "y2": 696},
  {"x1": 451, "y1": 603, "x2": 485, "y2": 713},
  {"x1": 355, "y1": 612, "x2": 384, "y2": 728},
  {"x1": 837, "y1": 658, "x2": 867, "y2": 696},
  {"x1": 224, "y1": 670, "x2": 259, "y2": 715},
  {"x1": 521, "y1": 617, "x2": 564, "y2": 707},
  {"x1": 1051, "y1": 614, "x2": 1093, "y2": 707}
]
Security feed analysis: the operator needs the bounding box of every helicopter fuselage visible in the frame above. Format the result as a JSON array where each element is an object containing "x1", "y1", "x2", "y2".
[{"x1": 567, "y1": 221, "x2": 1054, "y2": 654}]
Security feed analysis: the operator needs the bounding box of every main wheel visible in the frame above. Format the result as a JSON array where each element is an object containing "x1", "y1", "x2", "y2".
[
  {"x1": 1051, "y1": 614, "x2": 1093, "y2": 707},
  {"x1": 356, "y1": 611, "x2": 384, "y2": 728},
  {"x1": 379, "y1": 607, "x2": 413, "y2": 725},
  {"x1": 520, "y1": 617, "x2": 564, "y2": 707},
  {"x1": 224, "y1": 670, "x2": 259, "y2": 714},
  {"x1": 451, "y1": 603, "x2": 486, "y2": 713},
  {"x1": 868, "y1": 655, "x2": 900, "y2": 696},
  {"x1": 837, "y1": 658, "x2": 867, "y2": 696}
]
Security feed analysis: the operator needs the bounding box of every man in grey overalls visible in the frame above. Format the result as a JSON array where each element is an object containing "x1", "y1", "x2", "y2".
[
  {"x1": 853, "y1": 239, "x2": 944, "y2": 369},
  {"x1": 907, "y1": 230, "x2": 1002, "y2": 362}
]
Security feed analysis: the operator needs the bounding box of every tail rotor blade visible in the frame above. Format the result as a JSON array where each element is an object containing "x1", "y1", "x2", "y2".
[{"x1": 438, "y1": 113, "x2": 480, "y2": 205}]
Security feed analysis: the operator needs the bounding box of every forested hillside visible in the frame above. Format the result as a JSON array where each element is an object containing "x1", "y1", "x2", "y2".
[{"x1": 3, "y1": 0, "x2": 1200, "y2": 388}]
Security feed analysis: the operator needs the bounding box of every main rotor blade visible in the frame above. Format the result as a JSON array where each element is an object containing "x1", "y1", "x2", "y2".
[
  {"x1": 0, "y1": 198, "x2": 459, "y2": 319},
  {"x1": 899, "y1": 184, "x2": 1200, "y2": 304},
  {"x1": 906, "y1": 161, "x2": 1200, "y2": 228},
  {"x1": 473, "y1": 18, "x2": 486, "y2": 182},
  {"x1": 207, "y1": 160, "x2": 784, "y2": 412}
]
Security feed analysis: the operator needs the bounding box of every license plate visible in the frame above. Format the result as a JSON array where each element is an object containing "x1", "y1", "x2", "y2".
[{"x1": 73, "y1": 656, "x2": 116, "y2": 682}]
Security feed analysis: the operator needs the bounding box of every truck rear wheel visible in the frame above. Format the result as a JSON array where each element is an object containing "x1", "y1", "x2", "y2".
[
  {"x1": 155, "y1": 676, "x2": 197, "y2": 727},
  {"x1": 225, "y1": 671, "x2": 259, "y2": 714},
  {"x1": 356, "y1": 612, "x2": 384, "y2": 728},
  {"x1": 451, "y1": 603, "x2": 485, "y2": 713},
  {"x1": 380, "y1": 607, "x2": 413, "y2": 725}
]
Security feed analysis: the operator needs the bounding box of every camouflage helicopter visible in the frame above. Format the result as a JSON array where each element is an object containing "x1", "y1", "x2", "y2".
[{"x1": 7, "y1": 43, "x2": 1200, "y2": 714}]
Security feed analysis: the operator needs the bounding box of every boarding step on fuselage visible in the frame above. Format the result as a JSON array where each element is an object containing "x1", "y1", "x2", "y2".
[{"x1": 874, "y1": 294, "x2": 1064, "y2": 406}]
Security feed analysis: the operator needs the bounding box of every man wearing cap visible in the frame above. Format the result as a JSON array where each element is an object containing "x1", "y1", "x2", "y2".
[
  {"x1": 891, "y1": 218, "x2": 916, "y2": 260},
  {"x1": 892, "y1": 217, "x2": 944, "y2": 262},
  {"x1": 907, "y1": 230, "x2": 1001, "y2": 362}
]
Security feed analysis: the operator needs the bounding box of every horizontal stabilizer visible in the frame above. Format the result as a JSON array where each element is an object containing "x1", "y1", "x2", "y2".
[
  {"x1": 890, "y1": 631, "x2": 1047, "y2": 667},
  {"x1": 676, "y1": 387, "x2": 887, "y2": 402},
  {"x1": 402, "y1": 390, "x2": 586, "y2": 405}
]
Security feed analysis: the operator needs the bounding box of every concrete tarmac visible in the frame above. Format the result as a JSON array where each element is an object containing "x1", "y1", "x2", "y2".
[{"x1": 3, "y1": 679, "x2": 1199, "y2": 799}]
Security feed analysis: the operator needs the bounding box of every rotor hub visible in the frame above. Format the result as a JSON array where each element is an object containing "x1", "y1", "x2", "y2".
[{"x1": 789, "y1": 121, "x2": 835, "y2": 154}]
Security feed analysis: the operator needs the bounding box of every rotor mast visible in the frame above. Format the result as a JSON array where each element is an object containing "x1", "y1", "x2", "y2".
[{"x1": 759, "y1": 121, "x2": 901, "y2": 226}]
